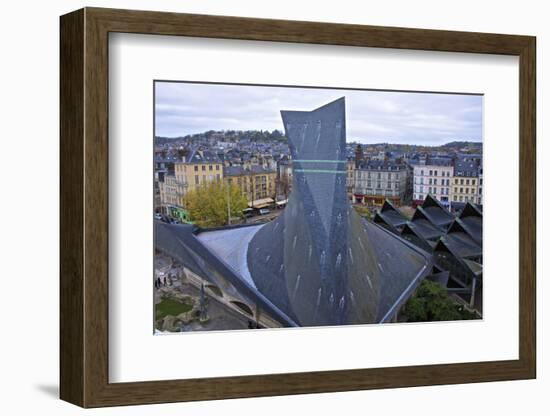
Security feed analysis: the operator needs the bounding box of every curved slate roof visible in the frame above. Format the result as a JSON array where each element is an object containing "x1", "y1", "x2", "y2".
[{"x1": 155, "y1": 222, "x2": 298, "y2": 327}]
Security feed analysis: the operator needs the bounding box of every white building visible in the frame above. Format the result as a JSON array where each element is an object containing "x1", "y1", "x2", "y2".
[{"x1": 413, "y1": 163, "x2": 453, "y2": 207}]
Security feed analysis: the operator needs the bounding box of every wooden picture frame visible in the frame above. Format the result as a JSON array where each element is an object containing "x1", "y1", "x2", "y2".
[{"x1": 60, "y1": 7, "x2": 536, "y2": 408}]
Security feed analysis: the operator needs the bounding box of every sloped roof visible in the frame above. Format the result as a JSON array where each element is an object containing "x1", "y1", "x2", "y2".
[
  {"x1": 185, "y1": 147, "x2": 222, "y2": 164},
  {"x1": 373, "y1": 200, "x2": 408, "y2": 232},
  {"x1": 419, "y1": 195, "x2": 454, "y2": 229}
]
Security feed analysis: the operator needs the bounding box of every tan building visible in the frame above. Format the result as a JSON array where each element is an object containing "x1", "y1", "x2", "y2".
[
  {"x1": 173, "y1": 148, "x2": 223, "y2": 204},
  {"x1": 224, "y1": 165, "x2": 277, "y2": 206},
  {"x1": 451, "y1": 158, "x2": 482, "y2": 205},
  {"x1": 159, "y1": 174, "x2": 181, "y2": 208}
]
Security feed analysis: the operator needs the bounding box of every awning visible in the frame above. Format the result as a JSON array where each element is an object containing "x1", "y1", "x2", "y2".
[
  {"x1": 248, "y1": 197, "x2": 274, "y2": 209},
  {"x1": 275, "y1": 199, "x2": 288, "y2": 206}
]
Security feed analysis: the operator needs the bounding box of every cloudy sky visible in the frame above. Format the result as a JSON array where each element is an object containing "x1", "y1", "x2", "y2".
[{"x1": 155, "y1": 81, "x2": 482, "y2": 146}]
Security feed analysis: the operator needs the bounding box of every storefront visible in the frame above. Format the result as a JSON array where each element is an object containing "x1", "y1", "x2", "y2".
[{"x1": 168, "y1": 206, "x2": 192, "y2": 223}]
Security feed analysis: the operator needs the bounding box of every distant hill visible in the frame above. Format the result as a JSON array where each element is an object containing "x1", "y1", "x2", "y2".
[
  {"x1": 442, "y1": 141, "x2": 482, "y2": 148},
  {"x1": 155, "y1": 129, "x2": 287, "y2": 145}
]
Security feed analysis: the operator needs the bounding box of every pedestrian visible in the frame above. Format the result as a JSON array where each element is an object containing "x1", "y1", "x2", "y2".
[
  {"x1": 157, "y1": 277, "x2": 161, "y2": 288},
  {"x1": 163, "y1": 276, "x2": 167, "y2": 286}
]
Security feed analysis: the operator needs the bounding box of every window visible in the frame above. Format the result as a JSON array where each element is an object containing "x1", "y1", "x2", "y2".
[
  {"x1": 429, "y1": 178, "x2": 432, "y2": 185},
  {"x1": 429, "y1": 170, "x2": 433, "y2": 176},
  {"x1": 455, "y1": 179, "x2": 458, "y2": 184},
  {"x1": 472, "y1": 179, "x2": 476, "y2": 185},
  {"x1": 216, "y1": 165, "x2": 220, "y2": 171},
  {"x1": 459, "y1": 196, "x2": 463, "y2": 202},
  {"x1": 460, "y1": 179, "x2": 464, "y2": 185},
  {"x1": 434, "y1": 170, "x2": 438, "y2": 177},
  {"x1": 453, "y1": 195, "x2": 457, "y2": 201},
  {"x1": 466, "y1": 179, "x2": 470, "y2": 185},
  {"x1": 202, "y1": 165, "x2": 206, "y2": 171},
  {"x1": 209, "y1": 165, "x2": 213, "y2": 171},
  {"x1": 194, "y1": 166, "x2": 198, "y2": 172},
  {"x1": 460, "y1": 187, "x2": 464, "y2": 193},
  {"x1": 420, "y1": 170, "x2": 424, "y2": 176},
  {"x1": 433, "y1": 178, "x2": 437, "y2": 185}
]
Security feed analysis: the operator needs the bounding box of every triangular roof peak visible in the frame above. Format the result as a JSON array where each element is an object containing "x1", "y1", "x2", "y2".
[
  {"x1": 422, "y1": 194, "x2": 450, "y2": 212},
  {"x1": 460, "y1": 201, "x2": 483, "y2": 219},
  {"x1": 381, "y1": 199, "x2": 400, "y2": 214},
  {"x1": 411, "y1": 206, "x2": 430, "y2": 223}
]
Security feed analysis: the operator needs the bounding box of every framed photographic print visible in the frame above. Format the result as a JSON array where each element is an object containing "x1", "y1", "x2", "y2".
[{"x1": 60, "y1": 7, "x2": 536, "y2": 408}]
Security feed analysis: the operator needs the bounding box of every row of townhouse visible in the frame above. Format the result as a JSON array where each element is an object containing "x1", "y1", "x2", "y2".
[
  {"x1": 157, "y1": 148, "x2": 277, "y2": 218},
  {"x1": 413, "y1": 156, "x2": 483, "y2": 208}
]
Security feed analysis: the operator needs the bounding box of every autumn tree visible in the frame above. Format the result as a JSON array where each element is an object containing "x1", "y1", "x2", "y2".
[{"x1": 184, "y1": 181, "x2": 248, "y2": 228}]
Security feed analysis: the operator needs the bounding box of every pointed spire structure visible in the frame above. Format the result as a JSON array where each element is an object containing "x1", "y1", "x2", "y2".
[{"x1": 248, "y1": 98, "x2": 389, "y2": 326}]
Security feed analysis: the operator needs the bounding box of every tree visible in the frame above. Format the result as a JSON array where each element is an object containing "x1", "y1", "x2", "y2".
[
  {"x1": 353, "y1": 205, "x2": 372, "y2": 219},
  {"x1": 402, "y1": 280, "x2": 478, "y2": 322},
  {"x1": 277, "y1": 174, "x2": 291, "y2": 199},
  {"x1": 184, "y1": 181, "x2": 248, "y2": 228}
]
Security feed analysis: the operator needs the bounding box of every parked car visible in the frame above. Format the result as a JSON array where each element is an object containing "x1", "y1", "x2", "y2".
[
  {"x1": 259, "y1": 208, "x2": 270, "y2": 215},
  {"x1": 154, "y1": 213, "x2": 162, "y2": 220}
]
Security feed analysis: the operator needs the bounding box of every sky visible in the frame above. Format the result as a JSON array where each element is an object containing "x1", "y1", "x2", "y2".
[{"x1": 155, "y1": 81, "x2": 483, "y2": 146}]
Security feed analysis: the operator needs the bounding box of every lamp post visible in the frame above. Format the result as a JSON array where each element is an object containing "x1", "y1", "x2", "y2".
[{"x1": 226, "y1": 182, "x2": 231, "y2": 226}]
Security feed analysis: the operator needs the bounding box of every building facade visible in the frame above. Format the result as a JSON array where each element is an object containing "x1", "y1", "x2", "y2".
[
  {"x1": 224, "y1": 165, "x2": 277, "y2": 205},
  {"x1": 451, "y1": 157, "x2": 482, "y2": 205},
  {"x1": 173, "y1": 148, "x2": 224, "y2": 203},
  {"x1": 353, "y1": 160, "x2": 409, "y2": 206},
  {"x1": 346, "y1": 157, "x2": 355, "y2": 200},
  {"x1": 159, "y1": 174, "x2": 181, "y2": 208},
  {"x1": 413, "y1": 163, "x2": 453, "y2": 208}
]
